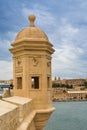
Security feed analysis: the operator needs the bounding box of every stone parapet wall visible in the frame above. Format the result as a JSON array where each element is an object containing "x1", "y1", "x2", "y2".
[
  {"x1": 0, "y1": 100, "x2": 19, "y2": 130},
  {"x1": 3, "y1": 96, "x2": 33, "y2": 122},
  {"x1": 17, "y1": 110, "x2": 36, "y2": 130},
  {"x1": 0, "y1": 96, "x2": 55, "y2": 130},
  {"x1": 1, "y1": 96, "x2": 36, "y2": 130}
]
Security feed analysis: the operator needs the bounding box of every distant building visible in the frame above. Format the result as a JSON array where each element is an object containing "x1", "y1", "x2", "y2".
[
  {"x1": 53, "y1": 77, "x2": 86, "y2": 87},
  {"x1": 67, "y1": 90, "x2": 87, "y2": 100},
  {"x1": 52, "y1": 88, "x2": 87, "y2": 101},
  {"x1": 63, "y1": 78, "x2": 85, "y2": 86},
  {"x1": 0, "y1": 79, "x2": 13, "y2": 84},
  {"x1": 52, "y1": 77, "x2": 87, "y2": 101}
]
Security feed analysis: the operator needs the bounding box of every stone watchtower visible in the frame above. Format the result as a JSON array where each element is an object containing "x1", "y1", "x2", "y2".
[
  {"x1": 10, "y1": 14, "x2": 55, "y2": 129},
  {"x1": 10, "y1": 14, "x2": 55, "y2": 108}
]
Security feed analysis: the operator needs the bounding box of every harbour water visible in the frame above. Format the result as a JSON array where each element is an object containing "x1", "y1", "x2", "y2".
[{"x1": 45, "y1": 101, "x2": 87, "y2": 130}]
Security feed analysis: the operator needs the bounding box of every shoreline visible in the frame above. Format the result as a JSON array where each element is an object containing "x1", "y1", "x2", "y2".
[{"x1": 53, "y1": 99, "x2": 87, "y2": 102}]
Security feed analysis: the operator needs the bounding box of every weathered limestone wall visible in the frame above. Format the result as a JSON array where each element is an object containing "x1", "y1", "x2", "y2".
[
  {"x1": 1, "y1": 96, "x2": 36, "y2": 130},
  {"x1": 0, "y1": 100, "x2": 19, "y2": 130},
  {"x1": 3, "y1": 96, "x2": 33, "y2": 122},
  {"x1": 0, "y1": 96, "x2": 55, "y2": 130}
]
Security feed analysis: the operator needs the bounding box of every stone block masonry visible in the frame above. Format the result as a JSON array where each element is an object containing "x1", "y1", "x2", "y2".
[
  {"x1": 1, "y1": 96, "x2": 55, "y2": 130},
  {"x1": 0, "y1": 100, "x2": 19, "y2": 130}
]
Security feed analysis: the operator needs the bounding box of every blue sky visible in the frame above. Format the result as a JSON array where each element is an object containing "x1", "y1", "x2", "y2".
[{"x1": 0, "y1": 0, "x2": 87, "y2": 80}]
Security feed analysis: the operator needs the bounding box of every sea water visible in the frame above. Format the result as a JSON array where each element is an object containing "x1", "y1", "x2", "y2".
[{"x1": 45, "y1": 102, "x2": 87, "y2": 130}]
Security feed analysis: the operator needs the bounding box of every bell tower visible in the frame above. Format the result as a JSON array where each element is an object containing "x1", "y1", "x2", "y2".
[{"x1": 10, "y1": 14, "x2": 55, "y2": 110}]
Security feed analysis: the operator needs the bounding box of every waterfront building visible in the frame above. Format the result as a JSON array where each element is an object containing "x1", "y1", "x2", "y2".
[
  {"x1": 67, "y1": 90, "x2": 87, "y2": 100},
  {"x1": 52, "y1": 77, "x2": 87, "y2": 101},
  {"x1": 52, "y1": 88, "x2": 87, "y2": 101}
]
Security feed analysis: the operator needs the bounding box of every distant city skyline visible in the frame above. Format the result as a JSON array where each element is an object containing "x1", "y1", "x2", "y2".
[{"x1": 0, "y1": 0, "x2": 87, "y2": 79}]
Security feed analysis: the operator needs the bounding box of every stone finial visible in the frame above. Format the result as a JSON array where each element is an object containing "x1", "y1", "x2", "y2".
[{"x1": 28, "y1": 14, "x2": 36, "y2": 27}]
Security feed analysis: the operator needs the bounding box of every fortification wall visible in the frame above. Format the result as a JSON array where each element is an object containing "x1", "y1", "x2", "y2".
[{"x1": 0, "y1": 96, "x2": 55, "y2": 130}]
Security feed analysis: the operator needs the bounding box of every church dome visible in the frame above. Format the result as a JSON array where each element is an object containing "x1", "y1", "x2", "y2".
[{"x1": 15, "y1": 14, "x2": 49, "y2": 42}]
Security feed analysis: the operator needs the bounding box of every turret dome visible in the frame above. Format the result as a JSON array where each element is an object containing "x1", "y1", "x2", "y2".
[{"x1": 15, "y1": 14, "x2": 49, "y2": 42}]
